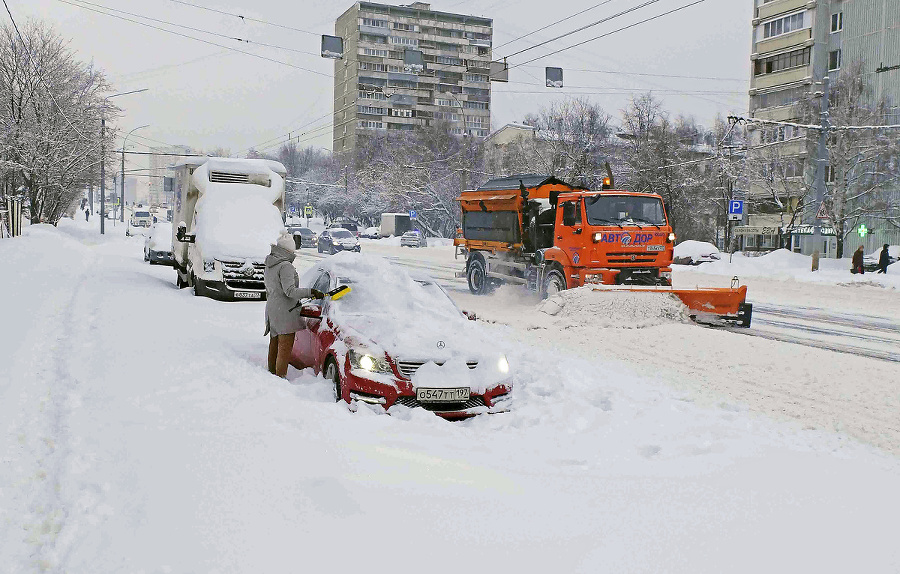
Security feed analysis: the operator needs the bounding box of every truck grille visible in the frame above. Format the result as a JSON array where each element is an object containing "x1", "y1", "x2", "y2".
[
  {"x1": 209, "y1": 171, "x2": 250, "y2": 184},
  {"x1": 222, "y1": 261, "x2": 265, "y2": 290},
  {"x1": 396, "y1": 360, "x2": 479, "y2": 379},
  {"x1": 606, "y1": 251, "x2": 659, "y2": 264},
  {"x1": 394, "y1": 396, "x2": 486, "y2": 412}
]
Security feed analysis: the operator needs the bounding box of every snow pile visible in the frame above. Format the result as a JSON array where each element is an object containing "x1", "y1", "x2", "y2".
[
  {"x1": 537, "y1": 286, "x2": 690, "y2": 328},
  {"x1": 682, "y1": 248, "x2": 900, "y2": 288},
  {"x1": 673, "y1": 239, "x2": 721, "y2": 264}
]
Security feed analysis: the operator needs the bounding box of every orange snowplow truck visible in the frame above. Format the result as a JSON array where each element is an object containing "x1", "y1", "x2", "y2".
[{"x1": 454, "y1": 175, "x2": 752, "y2": 326}]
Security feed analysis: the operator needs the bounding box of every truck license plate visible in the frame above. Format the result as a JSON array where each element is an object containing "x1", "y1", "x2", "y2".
[
  {"x1": 234, "y1": 291, "x2": 261, "y2": 299},
  {"x1": 416, "y1": 387, "x2": 470, "y2": 403},
  {"x1": 646, "y1": 245, "x2": 665, "y2": 252}
]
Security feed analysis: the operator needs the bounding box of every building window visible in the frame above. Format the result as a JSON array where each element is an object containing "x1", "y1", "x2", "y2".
[
  {"x1": 831, "y1": 12, "x2": 842, "y2": 32},
  {"x1": 358, "y1": 120, "x2": 384, "y2": 129},
  {"x1": 361, "y1": 18, "x2": 387, "y2": 28},
  {"x1": 434, "y1": 55, "x2": 463, "y2": 66},
  {"x1": 829, "y1": 49, "x2": 842, "y2": 70},
  {"x1": 761, "y1": 124, "x2": 804, "y2": 143},
  {"x1": 464, "y1": 100, "x2": 489, "y2": 110},
  {"x1": 392, "y1": 22, "x2": 413, "y2": 31},
  {"x1": 389, "y1": 36, "x2": 418, "y2": 47},
  {"x1": 358, "y1": 90, "x2": 387, "y2": 101},
  {"x1": 754, "y1": 86, "x2": 807, "y2": 109},
  {"x1": 464, "y1": 73, "x2": 488, "y2": 83},
  {"x1": 390, "y1": 108, "x2": 413, "y2": 118},
  {"x1": 358, "y1": 105, "x2": 387, "y2": 115},
  {"x1": 358, "y1": 62, "x2": 387, "y2": 72},
  {"x1": 754, "y1": 47, "x2": 810, "y2": 76},
  {"x1": 761, "y1": 11, "x2": 807, "y2": 40},
  {"x1": 361, "y1": 48, "x2": 388, "y2": 57}
]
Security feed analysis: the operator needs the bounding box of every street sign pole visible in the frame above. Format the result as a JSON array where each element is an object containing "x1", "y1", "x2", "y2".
[{"x1": 812, "y1": 76, "x2": 830, "y2": 260}]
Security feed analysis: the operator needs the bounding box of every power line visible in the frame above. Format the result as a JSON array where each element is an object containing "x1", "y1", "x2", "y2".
[
  {"x1": 167, "y1": 0, "x2": 321, "y2": 37},
  {"x1": 503, "y1": 80, "x2": 744, "y2": 94},
  {"x1": 501, "y1": 0, "x2": 664, "y2": 60},
  {"x1": 57, "y1": 0, "x2": 331, "y2": 78},
  {"x1": 67, "y1": 0, "x2": 320, "y2": 57},
  {"x1": 492, "y1": 0, "x2": 615, "y2": 52},
  {"x1": 509, "y1": 0, "x2": 709, "y2": 70}
]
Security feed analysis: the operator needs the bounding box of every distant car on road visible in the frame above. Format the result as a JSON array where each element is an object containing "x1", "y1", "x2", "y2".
[
  {"x1": 144, "y1": 222, "x2": 174, "y2": 265},
  {"x1": 328, "y1": 221, "x2": 359, "y2": 237},
  {"x1": 290, "y1": 253, "x2": 512, "y2": 419},
  {"x1": 400, "y1": 229, "x2": 427, "y2": 248},
  {"x1": 286, "y1": 225, "x2": 317, "y2": 248},
  {"x1": 360, "y1": 226, "x2": 381, "y2": 239},
  {"x1": 127, "y1": 207, "x2": 153, "y2": 236},
  {"x1": 318, "y1": 228, "x2": 361, "y2": 254}
]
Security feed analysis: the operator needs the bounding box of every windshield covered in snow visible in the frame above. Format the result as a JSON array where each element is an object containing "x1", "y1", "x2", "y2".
[
  {"x1": 134, "y1": 211, "x2": 151, "y2": 218},
  {"x1": 584, "y1": 194, "x2": 667, "y2": 226},
  {"x1": 331, "y1": 229, "x2": 353, "y2": 239}
]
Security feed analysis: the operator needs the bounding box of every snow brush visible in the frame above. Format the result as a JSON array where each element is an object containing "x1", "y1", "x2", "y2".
[{"x1": 327, "y1": 285, "x2": 351, "y2": 300}]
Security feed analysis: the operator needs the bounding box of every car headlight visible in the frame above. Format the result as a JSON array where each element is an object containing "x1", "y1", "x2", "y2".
[
  {"x1": 203, "y1": 259, "x2": 216, "y2": 273},
  {"x1": 497, "y1": 355, "x2": 510, "y2": 374},
  {"x1": 348, "y1": 349, "x2": 392, "y2": 374}
]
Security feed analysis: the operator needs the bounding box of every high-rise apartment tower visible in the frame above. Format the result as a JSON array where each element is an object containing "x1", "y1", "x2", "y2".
[{"x1": 332, "y1": 2, "x2": 493, "y2": 154}]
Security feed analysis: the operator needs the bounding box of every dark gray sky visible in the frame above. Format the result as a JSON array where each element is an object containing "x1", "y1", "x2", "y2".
[{"x1": 18, "y1": 0, "x2": 752, "y2": 155}]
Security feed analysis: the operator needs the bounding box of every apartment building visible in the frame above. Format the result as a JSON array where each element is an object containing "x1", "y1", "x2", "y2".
[
  {"x1": 746, "y1": 0, "x2": 900, "y2": 255},
  {"x1": 332, "y1": 2, "x2": 493, "y2": 155},
  {"x1": 148, "y1": 145, "x2": 194, "y2": 207}
]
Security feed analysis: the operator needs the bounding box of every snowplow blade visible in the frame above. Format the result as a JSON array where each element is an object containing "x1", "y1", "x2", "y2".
[{"x1": 590, "y1": 284, "x2": 752, "y2": 327}]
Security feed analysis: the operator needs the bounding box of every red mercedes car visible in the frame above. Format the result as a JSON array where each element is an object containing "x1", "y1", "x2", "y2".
[{"x1": 291, "y1": 252, "x2": 512, "y2": 419}]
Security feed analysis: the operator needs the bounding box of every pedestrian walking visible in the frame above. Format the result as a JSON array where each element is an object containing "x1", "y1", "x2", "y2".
[
  {"x1": 851, "y1": 245, "x2": 865, "y2": 274},
  {"x1": 876, "y1": 244, "x2": 891, "y2": 274},
  {"x1": 263, "y1": 232, "x2": 323, "y2": 378}
]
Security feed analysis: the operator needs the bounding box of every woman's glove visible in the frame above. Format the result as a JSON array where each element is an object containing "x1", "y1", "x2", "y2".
[{"x1": 310, "y1": 289, "x2": 325, "y2": 300}]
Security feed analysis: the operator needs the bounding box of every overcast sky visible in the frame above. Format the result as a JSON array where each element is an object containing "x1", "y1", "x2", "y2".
[{"x1": 18, "y1": 0, "x2": 752, "y2": 157}]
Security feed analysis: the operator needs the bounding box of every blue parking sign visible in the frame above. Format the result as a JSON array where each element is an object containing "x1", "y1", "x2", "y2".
[
  {"x1": 409, "y1": 210, "x2": 417, "y2": 219},
  {"x1": 728, "y1": 200, "x2": 743, "y2": 215}
]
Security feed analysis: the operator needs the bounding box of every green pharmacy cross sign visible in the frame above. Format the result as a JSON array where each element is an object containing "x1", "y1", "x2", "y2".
[{"x1": 857, "y1": 224, "x2": 869, "y2": 238}]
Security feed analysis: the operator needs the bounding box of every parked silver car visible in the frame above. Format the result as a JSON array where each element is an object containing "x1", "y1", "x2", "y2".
[{"x1": 400, "y1": 230, "x2": 427, "y2": 248}]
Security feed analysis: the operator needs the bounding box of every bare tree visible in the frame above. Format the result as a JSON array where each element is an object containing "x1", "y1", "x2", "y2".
[{"x1": 0, "y1": 21, "x2": 114, "y2": 224}]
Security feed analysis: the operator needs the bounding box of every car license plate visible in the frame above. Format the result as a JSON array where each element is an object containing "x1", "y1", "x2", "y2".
[
  {"x1": 234, "y1": 291, "x2": 261, "y2": 299},
  {"x1": 416, "y1": 387, "x2": 470, "y2": 403},
  {"x1": 646, "y1": 245, "x2": 665, "y2": 252}
]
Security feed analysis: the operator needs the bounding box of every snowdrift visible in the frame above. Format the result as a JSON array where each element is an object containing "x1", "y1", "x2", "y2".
[{"x1": 538, "y1": 286, "x2": 690, "y2": 328}]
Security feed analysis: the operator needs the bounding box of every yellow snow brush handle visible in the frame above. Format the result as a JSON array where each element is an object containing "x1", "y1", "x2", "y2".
[{"x1": 328, "y1": 285, "x2": 351, "y2": 300}]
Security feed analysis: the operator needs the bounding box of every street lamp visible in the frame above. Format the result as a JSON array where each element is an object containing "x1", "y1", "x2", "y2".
[
  {"x1": 100, "y1": 88, "x2": 148, "y2": 235},
  {"x1": 121, "y1": 124, "x2": 150, "y2": 223}
]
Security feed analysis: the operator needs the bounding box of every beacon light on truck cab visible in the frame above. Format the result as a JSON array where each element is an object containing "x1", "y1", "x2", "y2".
[{"x1": 453, "y1": 174, "x2": 751, "y2": 327}]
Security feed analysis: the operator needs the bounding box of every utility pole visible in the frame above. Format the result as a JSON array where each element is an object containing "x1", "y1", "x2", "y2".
[
  {"x1": 100, "y1": 117, "x2": 106, "y2": 235},
  {"x1": 811, "y1": 75, "x2": 830, "y2": 261}
]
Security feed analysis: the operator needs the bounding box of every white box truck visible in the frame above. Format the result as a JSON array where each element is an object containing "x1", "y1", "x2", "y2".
[
  {"x1": 379, "y1": 212, "x2": 411, "y2": 238},
  {"x1": 172, "y1": 157, "x2": 287, "y2": 301}
]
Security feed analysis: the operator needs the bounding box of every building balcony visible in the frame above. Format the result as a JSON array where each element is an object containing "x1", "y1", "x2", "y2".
[
  {"x1": 755, "y1": 28, "x2": 812, "y2": 55},
  {"x1": 752, "y1": 66, "x2": 810, "y2": 90},
  {"x1": 755, "y1": 0, "x2": 814, "y2": 21}
]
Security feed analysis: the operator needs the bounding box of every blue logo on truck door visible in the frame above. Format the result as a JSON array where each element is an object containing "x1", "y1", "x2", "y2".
[{"x1": 597, "y1": 232, "x2": 655, "y2": 246}]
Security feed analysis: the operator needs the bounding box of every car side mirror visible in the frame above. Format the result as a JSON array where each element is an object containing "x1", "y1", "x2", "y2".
[
  {"x1": 562, "y1": 203, "x2": 576, "y2": 227},
  {"x1": 176, "y1": 222, "x2": 195, "y2": 243},
  {"x1": 300, "y1": 304, "x2": 322, "y2": 319}
]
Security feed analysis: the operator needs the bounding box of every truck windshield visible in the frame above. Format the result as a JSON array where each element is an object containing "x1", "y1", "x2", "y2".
[{"x1": 584, "y1": 195, "x2": 666, "y2": 226}]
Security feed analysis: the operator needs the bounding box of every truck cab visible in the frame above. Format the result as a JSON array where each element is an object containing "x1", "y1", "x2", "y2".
[{"x1": 552, "y1": 190, "x2": 675, "y2": 287}]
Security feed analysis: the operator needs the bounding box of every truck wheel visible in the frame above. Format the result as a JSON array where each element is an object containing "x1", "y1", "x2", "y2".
[
  {"x1": 467, "y1": 257, "x2": 489, "y2": 295},
  {"x1": 542, "y1": 268, "x2": 566, "y2": 299}
]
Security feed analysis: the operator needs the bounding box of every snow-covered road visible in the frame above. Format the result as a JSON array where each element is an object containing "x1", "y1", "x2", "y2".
[{"x1": 2, "y1": 220, "x2": 899, "y2": 573}]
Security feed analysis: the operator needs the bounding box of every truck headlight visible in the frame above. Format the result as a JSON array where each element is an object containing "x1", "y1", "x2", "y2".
[
  {"x1": 349, "y1": 349, "x2": 392, "y2": 374},
  {"x1": 667, "y1": 232, "x2": 676, "y2": 243},
  {"x1": 593, "y1": 232, "x2": 602, "y2": 243},
  {"x1": 497, "y1": 355, "x2": 510, "y2": 374},
  {"x1": 203, "y1": 259, "x2": 216, "y2": 273}
]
